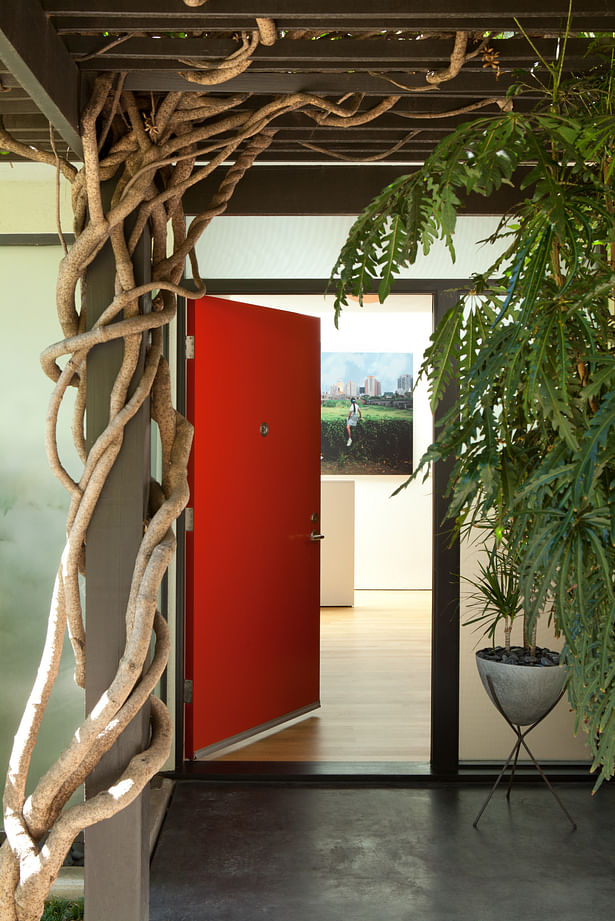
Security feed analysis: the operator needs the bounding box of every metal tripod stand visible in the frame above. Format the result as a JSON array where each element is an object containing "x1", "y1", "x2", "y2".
[{"x1": 472, "y1": 675, "x2": 577, "y2": 830}]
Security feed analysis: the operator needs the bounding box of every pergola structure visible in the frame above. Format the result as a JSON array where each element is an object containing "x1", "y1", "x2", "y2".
[
  {"x1": 2, "y1": 4, "x2": 615, "y2": 920},
  {"x1": 3, "y1": 2, "x2": 614, "y2": 212}
]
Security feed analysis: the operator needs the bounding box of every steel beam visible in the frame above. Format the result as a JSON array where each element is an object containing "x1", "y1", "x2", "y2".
[
  {"x1": 431, "y1": 287, "x2": 461, "y2": 776},
  {"x1": 0, "y1": 0, "x2": 82, "y2": 157},
  {"x1": 182, "y1": 164, "x2": 528, "y2": 216},
  {"x1": 46, "y1": 0, "x2": 615, "y2": 34}
]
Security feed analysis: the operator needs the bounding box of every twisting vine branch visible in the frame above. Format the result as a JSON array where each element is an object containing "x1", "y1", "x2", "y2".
[{"x1": 426, "y1": 31, "x2": 489, "y2": 84}]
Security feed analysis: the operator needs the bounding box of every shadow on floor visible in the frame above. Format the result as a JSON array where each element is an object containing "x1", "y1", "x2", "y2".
[{"x1": 150, "y1": 781, "x2": 615, "y2": 921}]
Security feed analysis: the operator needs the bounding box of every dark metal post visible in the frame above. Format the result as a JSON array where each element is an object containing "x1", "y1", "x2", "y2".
[
  {"x1": 174, "y1": 298, "x2": 187, "y2": 770},
  {"x1": 430, "y1": 287, "x2": 461, "y2": 776},
  {"x1": 84, "y1": 216, "x2": 152, "y2": 920}
]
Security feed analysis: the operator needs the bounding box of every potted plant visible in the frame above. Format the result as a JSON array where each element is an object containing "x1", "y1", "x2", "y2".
[
  {"x1": 464, "y1": 535, "x2": 567, "y2": 727},
  {"x1": 331, "y1": 29, "x2": 615, "y2": 786}
]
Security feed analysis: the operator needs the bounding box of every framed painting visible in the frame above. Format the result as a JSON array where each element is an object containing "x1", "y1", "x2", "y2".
[{"x1": 321, "y1": 352, "x2": 413, "y2": 475}]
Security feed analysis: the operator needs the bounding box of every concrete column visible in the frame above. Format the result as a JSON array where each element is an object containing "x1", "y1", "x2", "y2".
[{"x1": 84, "y1": 214, "x2": 152, "y2": 920}]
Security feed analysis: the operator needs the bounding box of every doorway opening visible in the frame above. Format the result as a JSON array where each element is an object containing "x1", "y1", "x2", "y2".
[
  {"x1": 186, "y1": 293, "x2": 434, "y2": 767},
  {"x1": 199, "y1": 590, "x2": 431, "y2": 762}
]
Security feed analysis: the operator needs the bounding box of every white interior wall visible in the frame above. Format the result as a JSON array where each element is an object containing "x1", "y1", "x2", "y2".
[{"x1": 0, "y1": 163, "x2": 73, "y2": 233}]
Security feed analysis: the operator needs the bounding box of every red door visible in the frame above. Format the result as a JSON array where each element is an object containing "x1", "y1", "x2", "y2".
[{"x1": 185, "y1": 295, "x2": 321, "y2": 758}]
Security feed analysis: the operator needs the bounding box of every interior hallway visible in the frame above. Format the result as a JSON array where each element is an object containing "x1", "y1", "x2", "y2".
[
  {"x1": 150, "y1": 781, "x2": 615, "y2": 921},
  {"x1": 199, "y1": 590, "x2": 431, "y2": 763}
]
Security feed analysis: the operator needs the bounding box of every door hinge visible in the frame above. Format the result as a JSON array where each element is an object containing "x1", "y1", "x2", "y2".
[
  {"x1": 184, "y1": 679, "x2": 193, "y2": 705},
  {"x1": 184, "y1": 507, "x2": 194, "y2": 531},
  {"x1": 185, "y1": 335, "x2": 195, "y2": 359}
]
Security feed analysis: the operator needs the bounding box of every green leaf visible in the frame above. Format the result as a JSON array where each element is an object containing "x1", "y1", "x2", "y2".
[
  {"x1": 573, "y1": 390, "x2": 615, "y2": 508},
  {"x1": 423, "y1": 301, "x2": 464, "y2": 410},
  {"x1": 537, "y1": 373, "x2": 579, "y2": 452},
  {"x1": 378, "y1": 215, "x2": 404, "y2": 302}
]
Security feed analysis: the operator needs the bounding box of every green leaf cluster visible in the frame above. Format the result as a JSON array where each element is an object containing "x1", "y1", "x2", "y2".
[
  {"x1": 331, "y1": 42, "x2": 615, "y2": 787},
  {"x1": 463, "y1": 540, "x2": 525, "y2": 651}
]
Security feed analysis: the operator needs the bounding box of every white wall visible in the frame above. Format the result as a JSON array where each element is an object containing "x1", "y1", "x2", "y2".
[
  {"x1": 0, "y1": 162, "x2": 73, "y2": 234},
  {"x1": 324, "y1": 303, "x2": 433, "y2": 590}
]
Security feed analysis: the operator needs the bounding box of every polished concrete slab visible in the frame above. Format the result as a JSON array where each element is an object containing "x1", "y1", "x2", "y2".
[{"x1": 150, "y1": 781, "x2": 615, "y2": 921}]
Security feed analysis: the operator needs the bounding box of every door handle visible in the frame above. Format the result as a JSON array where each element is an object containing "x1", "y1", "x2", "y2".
[{"x1": 310, "y1": 531, "x2": 325, "y2": 541}]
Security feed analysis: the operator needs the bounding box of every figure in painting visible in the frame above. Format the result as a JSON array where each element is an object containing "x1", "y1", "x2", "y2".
[{"x1": 346, "y1": 397, "x2": 362, "y2": 446}]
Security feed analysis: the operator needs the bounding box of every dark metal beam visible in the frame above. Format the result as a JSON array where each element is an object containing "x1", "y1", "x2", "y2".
[
  {"x1": 58, "y1": 17, "x2": 615, "y2": 33},
  {"x1": 124, "y1": 69, "x2": 515, "y2": 95},
  {"x1": 0, "y1": 100, "x2": 54, "y2": 115},
  {"x1": 0, "y1": 233, "x2": 76, "y2": 245},
  {"x1": 0, "y1": 0, "x2": 82, "y2": 156},
  {"x1": 182, "y1": 164, "x2": 527, "y2": 216},
  {"x1": 0, "y1": 114, "x2": 61, "y2": 130},
  {"x1": 44, "y1": 0, "x2": 615, "y2": 30},
  {"x1": 431, "y1": 286, "x2": 461, "y2": 776},
  {"x1": 63, "y1": 35, "x2": 599, "y2": 66},
  {"x1": 235, "y1": 150, "x2": 446, "y2": 163}
]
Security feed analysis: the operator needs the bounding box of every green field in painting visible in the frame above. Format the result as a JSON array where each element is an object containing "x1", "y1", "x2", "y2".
[{"x1": 321, "y1": 400, "x2": 411, "y2": 423}]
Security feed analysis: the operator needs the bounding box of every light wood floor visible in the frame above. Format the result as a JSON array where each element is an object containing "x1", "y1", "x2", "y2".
[{"x1": 200, "y1": 590, "x2": 431, "y2": 762}]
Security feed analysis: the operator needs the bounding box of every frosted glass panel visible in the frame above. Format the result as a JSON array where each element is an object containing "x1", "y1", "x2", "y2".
[{"x1": 0, "y1": 247, "x2": 83, "y2": 804}]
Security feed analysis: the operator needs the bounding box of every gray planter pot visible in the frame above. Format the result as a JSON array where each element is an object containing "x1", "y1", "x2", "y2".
[{"x1": 476, "y1": 654, "x2": 567, "y2": 726}]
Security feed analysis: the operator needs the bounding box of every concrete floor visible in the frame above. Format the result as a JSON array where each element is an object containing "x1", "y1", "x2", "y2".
[{"x1": 150, "y1": 780, "x2": 615, "y2": 921}]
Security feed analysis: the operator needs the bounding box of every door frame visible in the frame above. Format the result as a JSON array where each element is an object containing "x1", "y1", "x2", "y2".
[{"x1": 174, "y1": 280, "x2": 462, "y2": 778}]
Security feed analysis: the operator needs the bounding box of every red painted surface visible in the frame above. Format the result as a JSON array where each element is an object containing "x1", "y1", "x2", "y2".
[{"x1": 185, "y1": 296, "x2": 321, "y2": 756}]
